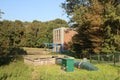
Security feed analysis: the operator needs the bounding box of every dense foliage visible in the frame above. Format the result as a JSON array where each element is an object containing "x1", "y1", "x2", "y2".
[
  {"x1": 0, "y1": 19, "x2": 68, "y2": 64},
  {"x1": 62, "y1": 0, "x2": 120, "y2": 57}
]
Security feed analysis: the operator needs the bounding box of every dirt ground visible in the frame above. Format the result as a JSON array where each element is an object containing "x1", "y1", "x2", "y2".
[{"x1": 23, "y1": 47, "x2": 50, "y2": 55}]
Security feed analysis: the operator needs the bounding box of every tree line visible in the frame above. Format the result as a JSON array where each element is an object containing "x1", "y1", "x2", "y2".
[
  {"x1": 62, "y1": 0, "x2": 120, "y2": 57},
  {"x1": 0, "y1": 19, "x2": 68, "y2": 64},
  {"x1": 1, "y1": 0, "x2": 120, "y2": 63}
]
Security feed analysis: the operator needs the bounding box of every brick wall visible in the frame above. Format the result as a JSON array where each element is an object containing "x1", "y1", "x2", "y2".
[
  {"x1": 64, "y1": 29, "x2": 77, "y2": 50},
  {"x1": 64, "y1": 29, "x2": 77, "y2": 44}
]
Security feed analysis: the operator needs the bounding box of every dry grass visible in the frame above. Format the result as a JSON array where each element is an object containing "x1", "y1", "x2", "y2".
[{"x1": 22, "y1": 47, "x2": 49, "y2": 55}]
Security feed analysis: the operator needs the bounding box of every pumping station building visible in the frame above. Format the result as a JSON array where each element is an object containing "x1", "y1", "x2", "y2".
[{"x1": 53, "y1": 27, "x2": 77, "y2": 53}]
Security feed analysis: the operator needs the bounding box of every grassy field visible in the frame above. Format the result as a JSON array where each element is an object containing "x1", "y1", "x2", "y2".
[
  {"x1": 0, "y1": 60, "x2": 33, "y2": 80},
  {"x1": 0, "y1": 59, "x2": 120, "y2": 80},
  {"x1": 36, "y1": 64, "x2": 120, "y2": 80}
]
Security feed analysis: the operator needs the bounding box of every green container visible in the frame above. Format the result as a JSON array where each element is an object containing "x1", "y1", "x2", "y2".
[{"x1": 62, "y1": 58, "x2": 74, "y2": 72}]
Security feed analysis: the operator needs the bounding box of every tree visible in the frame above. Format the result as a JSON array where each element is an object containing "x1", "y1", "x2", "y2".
[
  {"x1": 24, "y1": 19, "x2": 68, "y2": 47},
  {"x1": 0, "y1": 20, "x2": 15, "y2": 64},
  {"x1": 116, "y1": 4, "x2": 120, "y2": 16},
  {"x1": 101, "y1": 0, "x2": 120, "y2": 53},
  {"x1": 44, "y1": 18, "x2": 68, "y2": 43},
  {"x1": 0, "y1": 18, "x2": 68, "y2": 64},
  {"x1": 25, "y1": 20, "x2": 43, "y2": 47},
  {"x1": 62, "y1": 0, "x2": 120, "y2": 57},
  {"x1": 0, "y1": 20, "x2": 26, "y2": 65}
]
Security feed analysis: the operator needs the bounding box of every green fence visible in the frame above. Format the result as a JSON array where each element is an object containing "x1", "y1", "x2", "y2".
[{"x1": 90, "y1": 53, "x2": 120, "y2": 65}]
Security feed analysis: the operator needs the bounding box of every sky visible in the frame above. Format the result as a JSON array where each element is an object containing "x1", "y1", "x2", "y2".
[{"x1": 0, "y1": 0, "x2": 68, "y2": 22}]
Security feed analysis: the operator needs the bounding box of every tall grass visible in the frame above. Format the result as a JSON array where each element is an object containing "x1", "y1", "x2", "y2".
[
  {"x1": 0, "y1": 60, "x2": 33, "y2": 80},
  {"x1": 37, "y1": 64, "x2": 120, "y2": 80},
  {"x1": 0, "y1": 59, "x2": 120, "y2": 80}
]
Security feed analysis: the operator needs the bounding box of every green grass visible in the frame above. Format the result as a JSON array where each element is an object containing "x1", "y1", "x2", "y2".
[
  {"x1": 0, "y1": 59, "x2": 120, "y2": 80},
  {"x1": 0, "y1": 60, "x2": 33, "y2": 80},
  {"x1": 36, "y1": 64, "x2": 120, "y2": 80}
]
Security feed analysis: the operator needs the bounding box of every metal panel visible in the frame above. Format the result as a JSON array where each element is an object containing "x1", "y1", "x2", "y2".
[{"x1": 62, "y1": 58, "x2": 74, "y2": 72}]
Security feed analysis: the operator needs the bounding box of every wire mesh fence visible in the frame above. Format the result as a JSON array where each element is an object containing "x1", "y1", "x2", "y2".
[{"x1": 90, "y1": 52, "x2": 120, "y2": 66}]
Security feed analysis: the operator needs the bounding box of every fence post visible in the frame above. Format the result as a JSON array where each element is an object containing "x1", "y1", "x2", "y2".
[
  {"x1": 98, "y1": 54, "x2": 100, "y2": 63},
  {"x1": 90, "y1": 54, "x2": 92, "y2": 63},
  {"x1": 113, "y1": 53, "x2": 116, "y2": 66}
]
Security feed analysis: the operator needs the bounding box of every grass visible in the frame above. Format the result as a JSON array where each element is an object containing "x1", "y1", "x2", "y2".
[
  {"x1": 0, "y1": 59, "x2": 120, "y2": 80},
  {"x1": 36, "y1": 64, "x2": 120, "y2": 80},
  {"x1": 23, "y1": 47, "x2": 43, "y2": 50},
  {"x1": 0, "y1": 60, "x2": 33, "y2": 80}
]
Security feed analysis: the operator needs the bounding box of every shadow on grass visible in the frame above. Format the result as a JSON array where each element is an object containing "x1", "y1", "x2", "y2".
[
  {"x1": 10, "y1": 47, "x2": 27, "y2": 55},
  {"x1": 110, "y1": 64, "x2": 120, "y2": 68},
  {"x1": 62, "y1": 51, "x2": 78, "y2": 58},
  {"x1": 0, "y1": 47, "x2": 27, "y2": 66}
]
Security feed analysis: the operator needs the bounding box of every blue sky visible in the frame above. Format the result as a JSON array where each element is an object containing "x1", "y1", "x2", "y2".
[{"x1": 0, "y1": 0, "x2": 68, "y2": 22}]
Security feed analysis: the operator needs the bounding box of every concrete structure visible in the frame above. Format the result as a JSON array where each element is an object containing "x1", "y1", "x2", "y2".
[
  {"x1": 24, "y1": 57, "x2": 56, "y2": 66},
  {"x1": 24, "y1": 55, "x2": 65, "y2": 66},
  {"x1": 53, "y1": 27, "x2": 77, "y2": 53}
]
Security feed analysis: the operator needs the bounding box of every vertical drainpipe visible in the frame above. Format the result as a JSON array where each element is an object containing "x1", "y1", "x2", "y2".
[{"x1": 61, "y1": 27, "x2": 64, "y2": 53}]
